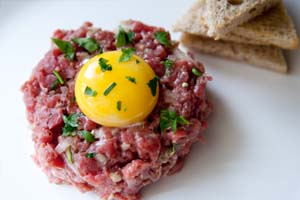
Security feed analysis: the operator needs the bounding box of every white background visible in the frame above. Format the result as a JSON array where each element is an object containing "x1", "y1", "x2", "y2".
[{"x1": 0, "y1": 0, "x2": 299, "y2": 199}]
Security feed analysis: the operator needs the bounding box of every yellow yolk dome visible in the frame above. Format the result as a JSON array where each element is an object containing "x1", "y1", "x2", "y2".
[{"x1": 75, "y1": 50, "x2": 159, "y2": 127}]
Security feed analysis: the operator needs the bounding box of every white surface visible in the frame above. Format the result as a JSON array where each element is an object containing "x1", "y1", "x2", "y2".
[{"x1": 0, "y1": 0, "x2": 300, "y2": 199}]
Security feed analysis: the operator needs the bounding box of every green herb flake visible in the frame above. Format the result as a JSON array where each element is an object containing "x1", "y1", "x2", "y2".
[
  {"x1": 136, "y1": 59, "x2": 140, "y2": 64},
  {"x1": 80, "y1": 130, "x2": 96, "y2": 143},
  {"x1": 168, "y1": 143, "x2": 176, "y2": 156},
  {"x1": 154, "y1": 31, "x2": 171, "y2": 48},
  {"x1": 147, "y1": 76, "x2": 159, "y2": 96},
  {"x1": 117, "y1": 101, "x2": 122, "y2": 111},
  {"x1": 116, "y1": 28, "x2": 127, "y2": 47},
  {"x1": 160, "y1": 109, "x2": 189, "y2": 133},
  {"x1": 52, "y1": 38, "x2": 75, "y2": 61},
  {"x1": 84, "y1": 86, "x2": 97, "y2": 97},
  {"x1": 86, "y1": 153, "x2": 95, "y2": 159},
  {"x1": 125, "y1": 76, "x2": 136, "y2": 84},
  {"x1": 99, "y1": 58, "x2": 112, "y2": 72},
  {"x1": 66, "y1": 147, "x2": 73, "y2": 164},
  {"x1": 62, "y1": 113, "x2": 78, "y2": 136},
  {"x1": 177, "y1": 115, "x2": 190, "y2": 125},
  {"x1": 50, "y1": 79, "x2": 60, "y2": 90},
  {"x1": 192, "y1": 67, "x2": 203, "y2": 77},
  {"x1": 52, "y1": 70, "x2": 64, "y2": 85},
  {"x1": 127, "y1": 31, "x2": 135, "y2": 43},
  {"x1": 161, "y1": 59, "x2": 174, "y2": 69},
  {"x1": 72, "y1": 96, "x2": 76, "y2": 103},
  {"x1": 119, "y1": 48, "x2": 135, "y2": 62},
  {"x1": 116, "y1": 27, "x2": 135, "y2": 47},
  {"x1": 72, "y1": 37, "x2": 99, "y2": 53},
  {"x1": 103, "y1": 82, "x2": 117, "y2": 96}
]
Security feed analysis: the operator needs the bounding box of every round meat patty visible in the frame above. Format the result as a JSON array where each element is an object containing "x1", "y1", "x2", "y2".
[{"x1": 21, "y1": 20, "x2": 212, "y2": 200}]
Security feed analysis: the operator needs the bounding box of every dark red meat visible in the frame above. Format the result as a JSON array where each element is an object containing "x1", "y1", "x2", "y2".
[{"x1": 22, "y1": 20, "x2": 212, "y2": 200}]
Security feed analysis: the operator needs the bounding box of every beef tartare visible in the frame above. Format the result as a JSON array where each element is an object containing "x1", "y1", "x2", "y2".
[{"x1": 22, "y1": 20, "x2": 212, "y2": 200}]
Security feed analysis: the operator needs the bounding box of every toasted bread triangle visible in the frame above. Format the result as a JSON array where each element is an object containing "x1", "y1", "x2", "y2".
[
  {"x1": 204, "y1": 0, "x2": 280, "y2": 37},
  {"x1": 173, "y1": 0, "x2": 299, "y2": 49},
  {"x1": 181, "y1": 33, "x2": 287, "y2": 73}
]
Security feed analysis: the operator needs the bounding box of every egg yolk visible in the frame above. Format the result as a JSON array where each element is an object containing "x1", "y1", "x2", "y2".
[{"x1": 75, "y1": 50, "x2": 159, "y2": 127}]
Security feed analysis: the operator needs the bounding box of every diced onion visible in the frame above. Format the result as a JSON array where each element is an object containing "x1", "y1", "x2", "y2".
[
  {"x1": 94, "y1": 153, "x2": 107, "y2": 165},
  {"x1": 121, "y1": 143, "x2": 130, "y2": 151},
  {"x1": 110, "y1": 172, "x2": 122, "y2": 183},
  {"x1": 55, "y1": 137, "x2": 73, "y2": 153},
  {"x1": 92, "y1": 128, "x2": 105, "y2": 139}
]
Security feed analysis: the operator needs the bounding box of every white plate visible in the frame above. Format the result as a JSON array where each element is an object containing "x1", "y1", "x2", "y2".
[{"x1": 0, "y1": 0, "x2": 300, "y2": 199}]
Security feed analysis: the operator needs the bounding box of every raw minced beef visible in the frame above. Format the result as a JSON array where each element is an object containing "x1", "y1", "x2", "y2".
[{"x1": 22, "y1": 20, "x2": 212, "y2": 200}]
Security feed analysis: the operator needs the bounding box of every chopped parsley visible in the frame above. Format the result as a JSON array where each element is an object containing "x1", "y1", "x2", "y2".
[
  {"x1": 50, "y1": 79, "x2": 60, "y2": 90},
  {"x1": 86, "y1": 153, "x2": 95, "y2": 159},
  {"x1": 136, "y1": 59, "x2": 140, "y2": 64},
  {"x1": 72, "y1": 37, "x2": 100, "y2": 53},
  {"x1": 72, "y1": 96, "x2": 76, "y2": 103},
  {"x1": 154, "y1": 31, "x2": 171, "y2": 48},
  {"x1": 79, "y1": 130, "x2": 96, "y2": 143},
  {"x1": 103, "y1": 82, "x2": 117, "y2": 96},
  {"x1": 84, "y1": 86, "x2": 97, "y2": 97},
  {"x1": 117, "y1": 101, "x2": 122, "y2": 111},
  {"x1": 192, "y1": 67, "x2": 203, "y2": 77},
  {"x1": 160, "y1": 109, "x2": 189, "y2": 133},
  {"x1": 168, "y1": 143, "x2": 176, "y2": 156},
  {"x1": 119, "y1": 48, "x2": 135, "y2": 62},
  {"x1": 127, "y1": 30, "x2": 135, "y2": 43},
  {"x1": 62, "y1": 113, "x2": 78, "y2": 136},
  {"x1": 147, "y1": 76, "x2": 159, "y2": 96},
  {"x1": 116, "y1": 27, "x2": 135, "y2": 47},
  {"x1": 99, "y1": 58, "x2": 112, "y2": 72},
  {"x1": 66, "y1": 147, "x2": 73, "y2": 164},
  {"x1": 161, "y1": 59, "x2": 174, "y2": 69},
  {"x1": 125, "y1": 76, "x2": 136, "y2": 84},
  {"x1": 52, "y1": 38, "x2": 75, "y2": 61},
  {"x1": 53, "y1": 70, "x2": 65, "y2": 84}
]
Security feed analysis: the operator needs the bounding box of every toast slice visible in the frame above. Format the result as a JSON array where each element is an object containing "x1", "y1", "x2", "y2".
[
  {"x1": 204, "y1": 0, "x2": 280, "y2": 38},
  {"x1": 181, "y1": 33, "x2": 287, "y2": 73},
  {"x1": 173, "y1": 0, "x2": 299, "y2": 49}
]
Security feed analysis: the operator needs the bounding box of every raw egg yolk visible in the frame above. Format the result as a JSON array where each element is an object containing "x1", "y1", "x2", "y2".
[{"x1": 75, "y1": 50, "x2": 159, "y2": 127}]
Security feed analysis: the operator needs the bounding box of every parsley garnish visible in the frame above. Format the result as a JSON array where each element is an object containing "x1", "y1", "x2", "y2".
[
  {"x1": 79, "y1": 130, "x2": 96, "y2": 143},
  {"x1": 51, "y1": 70, "x2": 64, "y2": 90},
  {"x1": 103, "y1": 82, "x2": 117, "y2": 96},
  {"x1": 127, "y1": 31, "x2": 135, "y2": 43},
  {"x1": 147, "y1": 76, "x2": 159, "y2": 96},
  {"x1": 50, "y1": 79, "x2": 60, "y2": 90},
  {"x1": 86, "y1": 153, "x2": 95, "y2": 158},
  {"x1": 119, "y1": 48, "x2": 135, "y2": 62},
  {"x1": 116, "y1": 27, "x2": 135, "y2": 47},
  {"x1": 84, "y1": 86, "x2": 97, "y2": 97},
  {"x1": 117, "y1": 101, "x2": 122, "y2": 111},
  {"x1": 125, "y1": 76, "x2": 136, "y2": 84},
  {"x1": 66, "y1": 147, "x2": 73, "y2": 164},
  {"x1": 99, "y1": 58, "x2": 112, "y2": 72},
  {"x1": 62, "y1": 113, "x2": 78, "y2": 136},
  {"x1": 53, "y1": 70, "x2": 65, "y2": 84},
  {"x1": 136, "y1": 59, "x2": 140, "y2": 64},
  {"x1": 161, "y1": 59, "x2": 174, "y2": 69},
  {"x1": 192, "y1": 67, "x2": 203, "y2": 77},
  {"x1": 168, "y1": 143, "x2": 176, "y2": 156},
  {"x1": 52, "y1": 38, "x2": 75, "y2": 61},
  {"x1": 154, "y1": 31, "x2": 171, "y2": 48},
  {"x1": 72, "y1": 37, "x2": 100, "y2": 53},
  {"x1": 160, "y1": 109, "x2": 189, "y2": 133}
]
